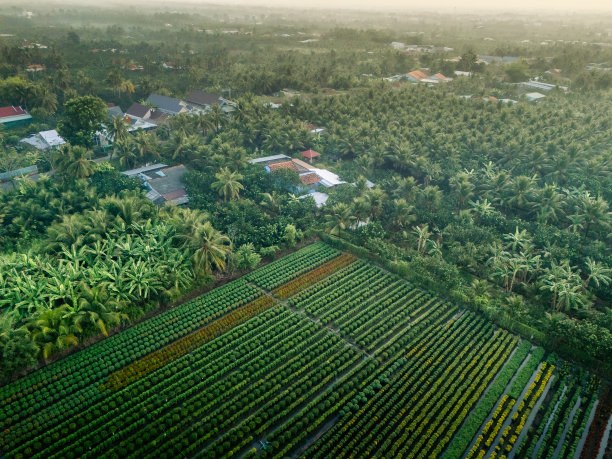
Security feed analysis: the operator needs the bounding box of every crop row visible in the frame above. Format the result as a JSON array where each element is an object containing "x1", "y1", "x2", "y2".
[
  {"x1": 310, "y1": 312, "x2": 485, "y2": 458},
  {"x1": 307, "y1": 312, "x2": 517, "y2": 458},
  {"x1": 0, "y1": 279, "x2": 262, "y2": 435},
  {"x1": 245, "y1": 242, "x2": 339, "y2": 290},
  {"x1": 102, "y1": 295, "x2": 277, "y2": 391},
  {"x1": 271, "y1": 253, "x2": 357, "y2": 298},
  {"x1": 496, "y1": 363, "x2": 554, "y2": 457},
  {"x1": 5, "y1": 306, "x2": 300, "y2": 457},
  {"x1": 265, "y1": 295, "x2": 461, "y2": 458},
  {"x1": 442, "y1": 340, "x2": 532, "y2": 459},
  {"x1": 469, "y1": 359, "x2": 553, "y2": 459}
]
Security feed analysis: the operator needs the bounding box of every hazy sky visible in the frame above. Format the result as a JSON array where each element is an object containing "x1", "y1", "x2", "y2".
[{"x1": 207, "y1": 0, "x2": 612, "y2": 12}]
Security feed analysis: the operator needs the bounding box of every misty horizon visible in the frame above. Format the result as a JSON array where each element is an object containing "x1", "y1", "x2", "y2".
[{"x1": 5, "y1": 0, "x2": 612, "y2": 14}]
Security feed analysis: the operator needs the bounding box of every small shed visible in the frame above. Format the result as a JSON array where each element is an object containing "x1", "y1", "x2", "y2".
[{"x1": 300, "y1": 149, "x2": 321, "y2": 163}]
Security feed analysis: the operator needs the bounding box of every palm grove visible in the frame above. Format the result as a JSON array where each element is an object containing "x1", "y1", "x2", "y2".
[{"x1": 0, "y1": 6, "x2": 611, "y2": 382}]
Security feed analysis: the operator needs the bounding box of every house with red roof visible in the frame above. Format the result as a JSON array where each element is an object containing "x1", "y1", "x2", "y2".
[
  {"x1": 0, "y1": 106, "x2": 32, "y2": 128},
  {"x1": 405, "y1": 70, "x2": 429, "y2": 82},
  {"x1": 26, "y1": 64, "x2": 45, "y2": 72}
]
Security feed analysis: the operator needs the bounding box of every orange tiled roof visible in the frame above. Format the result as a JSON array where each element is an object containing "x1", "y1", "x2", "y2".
[
  {"x1": 301, "y1": 149, "x2": 321, "y2": 159},
  {"x1": 268, "y1": 161, "x2": 299, "y2": 172},
  {"x1": 434, "y1": 73, "x2": 446, "y2": 79},
  {"x1": 299, "y1": 172, "x2": 321, "y2": 185},
  {"x1": 408, "y1": 70, "x2": 429, "y2": 80}
]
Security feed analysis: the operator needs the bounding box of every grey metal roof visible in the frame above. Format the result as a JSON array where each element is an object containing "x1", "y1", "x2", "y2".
[
  {"x1": 147, "y1": 164, "x2": 188, "y2": 197},
  {"x1": 126, "y1": 102, "x2": 151, "y2": 119},
  {"x1": 121, "y1": 163, "x2": 168, "y2": 177},
  {"x1": 186, "y1": 90, "x2": 221, "y2": 107},
  {"x1": 146, "y1": 94, "x2": 185, "y2": 114},
  {"x1": 107, "y1": 106, "x2": 124, "y2": 119}
]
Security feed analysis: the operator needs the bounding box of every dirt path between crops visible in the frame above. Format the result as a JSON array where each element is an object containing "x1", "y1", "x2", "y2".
[
  {"x1": 236, "y1": 354, "x2": 372, "y2": 459},
  {"x1": 596, "y1": 412, "x2": 612, "y2": 459},
  {"x1": 574, "y1": 399, "x2": 599, "y2": 459},
  {"x1": 519, "y1": 384, "x2": 567, "y2": 459},
  {"x1": 462, "y1": 349, "x2": 535, "y2": 457},
  {"x1": 552, "y1": 395, "x2": 582, "y2": 459},
  {"x1": 440, "y1": 342, "x2": 519, "y2": 457},
  {"x1": 484, "y1": 365, "x2": 554, "y2": 459}
]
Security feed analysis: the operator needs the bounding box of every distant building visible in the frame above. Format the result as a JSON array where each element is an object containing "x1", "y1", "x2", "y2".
[
  {"x1": 300, "y1": 149, "x2": 321, "y2": 163},
  {"x1": 0, "y1": 165, "x2": 38, "y2": 188},
  {"x1": 26, "y1": 64, "x2": 45, "y2": 72},
  {"x1": 249, "y1": 154, "x2": 346, "y2": 189},
  {"x1": 520, "y1": 80, "x2": 568, "y2": 92},
  {"x1": 405, "y1": 70, "x2": 429, "y2": 82},
  {"x1": 0, "y1": 106, "x2": 32, "y2": 128},
  {"x1": 125, "y1": 102, "x2": 153, "y2": 121},
  {"x1": 20, "y1": 129, "x2": 66, "y2": 150},
  {"x1": 122, "y1": 164, "x2": 189, "y2": 206},
  {"x1": 299, "y1": 191, "x2": 329, "y2": 208},
  {"x1": 478, "y1": 55, "x2": 519, "y2": 64},
  {"x1": 145, "y1": 94, "x2": 191, "y2": 116},
  {"x1": 107, "y1": 104, "x2": 124, "y2": 120},
  {"x1": 525, "y1": 92, "x2": 546, "y2": 102},
  {"x1": 185, "y1": 90, "x2": 223, "y2": 110},
  {"x1": 482, "y1": 96, "x2": 499, "y2": 103}
]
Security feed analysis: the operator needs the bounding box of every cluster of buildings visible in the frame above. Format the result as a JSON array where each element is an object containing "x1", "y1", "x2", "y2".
[
  {"x1": 97, "y1": 91, "x2": 234, "y2": 147},
  {"x1": 248, "y1": 152, "x2": 347, "y2": 208},
  {"x1": 391, "y1": 43, "x2": 454, "y2": 54},
  {"x1": 385, "y1": 69, "x2": 451, "y2": 84}
]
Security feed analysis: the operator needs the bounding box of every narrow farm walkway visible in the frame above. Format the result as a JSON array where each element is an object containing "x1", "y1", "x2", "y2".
[
  {"x1": 573, "y1": 399, "x2": 600, "y2": 459},
  {"x1": 232, "y1": 281, "x2": 376, "y2": 458},
  {"x1": 483, "y1": 363, "x2": 554, "y2": 459},
  {"x1": 463, "y1": 349, "x2": 535, "y2": 457},
  {"x1": 441, "y1": 341, "x2": 520, "y2": 457},
  {"x1": 596, "y1": 411, "x2": 612, "y2": 459},
  {"x1": 520, "y1": 384, "x2": 567, "y2": 459},
  {"x1": 552, "y1": 395, "x2": 582, "y2": 459}
]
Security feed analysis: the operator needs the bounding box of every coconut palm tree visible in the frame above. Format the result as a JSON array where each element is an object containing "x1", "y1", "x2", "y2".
[
  {"x1": 504, "y1": 227, "x2": 532, "y2": 253},
  {"x1": 115, "y1": 137, "x2": 138, "y2": 169},
  {"x1": 583, "y1": 257, "x2": 612, "y2": 289},
  {"x1": 120, "y1": 79, "x2": 135, "y2": 97},
  {"x1": 190, "y1": 222, "x2": 232, "y2": 275},
  {"x1": 55, "y1": 144, "x2": 96, "y2": 180},
  {"x1": 211, "y1": 167, "x2": 244, "y2": 202},
  {"x1": 108, "y1": 115, "x2": 130, "y2": 148},
  {"x1": 133, "y1": 130, "x2": 159, "y2": 161},
  {"x1": 324, "y1": 203, "x2": 354, "y2": 236}
]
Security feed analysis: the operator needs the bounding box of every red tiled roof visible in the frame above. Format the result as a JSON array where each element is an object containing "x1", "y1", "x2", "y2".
[
  {"x1": 0, "y1": 106, "x2": 27, "y2": 118},
  {"x1": 408, "y1": 70, "x2": 429, "y2": 81},
  {"x1": 299, "y1": 172, "x2": 321, "y2": 185},
  {"x1": 434, "y1": 73, "x2": 446, "y2": 79},
  {"x1": 268, "y1": 161, "x2": 299, "y2": 172},
  {"x1": 301, "y1": 149, "x2": 321, "y2": 159}
]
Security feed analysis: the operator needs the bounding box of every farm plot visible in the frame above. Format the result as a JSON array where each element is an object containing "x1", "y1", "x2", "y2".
[{"x1": 0, "y1": 242, "x2": 608, "y2": 459}]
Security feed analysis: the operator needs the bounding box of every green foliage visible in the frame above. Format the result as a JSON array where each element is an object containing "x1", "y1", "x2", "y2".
[
  {"x1": 232, "y1": 243, "x2": 261, "y2": 271},
  {"x1": 57, "y1": 96, "x2": 107, "y2": 146}
]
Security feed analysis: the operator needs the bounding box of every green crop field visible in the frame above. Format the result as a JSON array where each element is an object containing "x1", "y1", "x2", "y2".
[{"x1": 0, "y1": 242, "x2": 608, "y2": 459}]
